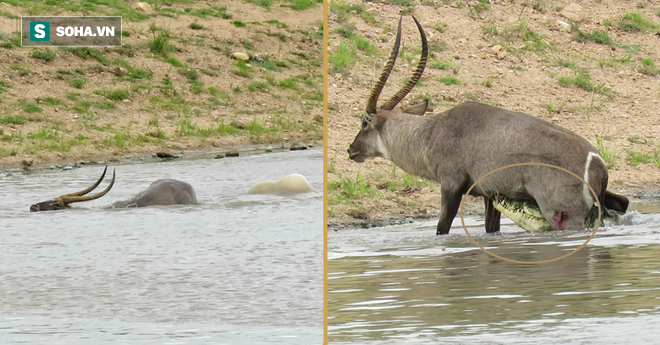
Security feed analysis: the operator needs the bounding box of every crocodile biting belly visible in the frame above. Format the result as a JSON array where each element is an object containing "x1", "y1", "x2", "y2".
[{"x1": 492, "y1": 194, "x2": 620, "y2": 232}]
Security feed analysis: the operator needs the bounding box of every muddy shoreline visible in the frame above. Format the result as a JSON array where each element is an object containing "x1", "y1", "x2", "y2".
[
  {"x1": 328, "y1": 192, "x2": 660, "y2": 232},
  {"x1": 0, "y1": 140, "x2": 322, "y2": 174}
]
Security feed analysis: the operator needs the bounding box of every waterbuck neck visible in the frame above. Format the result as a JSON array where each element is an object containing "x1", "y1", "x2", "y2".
[{"x1": 380, "y1": 114, "x2": 438, "y2": 180}]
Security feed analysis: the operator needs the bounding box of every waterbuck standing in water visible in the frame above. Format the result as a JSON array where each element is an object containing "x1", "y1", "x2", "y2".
[
  {"x1": 347, "y1": 16, "x2": 628, "y2": 235},
  {"x1": 29, "y1": 166, "x2": 197, "y2": 212}
]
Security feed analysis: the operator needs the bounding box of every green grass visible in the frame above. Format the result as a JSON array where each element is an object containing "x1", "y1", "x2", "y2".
[
  {"x1": 190, "y1": 81, "x2": 205, "y2": 94},
  {"x1": 249, "y1": 0, "x2": 273, "y2": 9},
  {"x1": 189, "y1": 22, "x2": 205, "y2": 30},
  {"x1": 179, "y1": 68, "x2": 198, "y2": 81},
  {"x1": 187, "y1": 6, "x2": 231, "y2": 19},
  {"x1": 639, "y1": 58, "x2": 660, "y2": 76},
  {"x1": 330, "y1": 0, "x2": 365, "y2": 23},
  {"x1": 68, "y1": 77, "x2": 87, "y2": 89},
  {"x1": 439, "y1": 76, "x2": 461, "y2": 85},
  {"x1": 618, "y1": 11, "x2": 659, "y2": 32},
  {"x1": 278, "y1": 78, "x2": 299, "y2": 90},
  {"x1": 249, "y1": 82, "x2": 269, "y2": 92},
  {"x1": 26, "y1": 128, "x2": 57, "y2": 140},
  {"x1": 431, "y1": 59, "x2": 459, "y2": 74},
  {"x1": 129, "y1": 68, "x2": 152, "y2": 79},
  {"x1": 573, "y1": 29, "x2": 613, "y2": 45},
  {"x1": 10, "y1": 63, "x2": 32, "y2": 76},
  {"x1": 597, "y1": 138, "x2": 619, "y2": 168},
  {"x1": 232, "y1": 21, "x2": 246, "y2": 28},
  {"x1": 30, "y1": 48, "x2": 56, "y2": 62},
  {"x1": 328, "y1": 173, "x2": 375, "y2": 204},
  {"x1": 288, "y1": 0, "x2": 320, "y2": 11},
  {"x1": 329, "y1": 41, "x2": 357, "y2": 73},
  {"x1": 625, "y1": 149, "x2": 656, "y2": 167},
  {"x1": 242, "y1": 40, "x2": 255, "y2": 51},
  {"x1": 233, "y1": 60, "x2": 254, "y2": 78},
  {"x1": 598, "y1": 54, "x2": 632, "y2": 68},
  {"x1": 35, "y1": 97, "x2": 61, "y2": 106},
  {"x1": 0, "y1": 115, "x2": 27, "y2": 124},
  {"x1": 71, "y1": 100, "x2": 92, "y2": 114},
  {"x1": 165, "y1": 56, "x2": 185, "y2": 67},
  {"x1": 217, "y1": 121, "x2": 241, "y2": 135},
  {"x1": 482, "y1": 25, "x2": 498, "y2": 35},
  {"x1": 387, "y1": 172, "x2": 435, "y2": 191},
  {"x1": 22, "y1": 103, "x2": 43, "y2": 113},
  {"x1": 354, "y1": 35, "x2": 379, "y2": 56},
  {"x1": 245, "y1": 118, "x2": 276, "y2": 136},
  {"x1": 94, "y1": 102, "x2": 115, "y2": 110},
  {"x1": 265, "y1": 19, "x2": 288, "y2": 28},
  {"x1": 95, "y1": 88, "x2": 130, "y2": 101},
  {"x1": 149, "y1": 33, "x2": 175, "y2": 55},
  {"x1": 63, "y1": 47, "x2": 109, "y2": 64},
  {"x1": 252, "y1": 56, "x2": 288, "y2": 72},
  {"x1": 497, "y1": 20, "x2": 552, "y2": 54},
  {"x1": 556, "y1": 66, "x2": 613, "y2": 99},
  {"x1": 539, "y1": 102, "x2": 564, "y2": 116}
]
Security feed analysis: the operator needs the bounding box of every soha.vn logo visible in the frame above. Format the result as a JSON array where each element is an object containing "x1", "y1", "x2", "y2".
[
  {"x1": 29, "y1": 22, "x2": 50, "y2": 41},
  {"x1": 30, "y1": 22, "x2": 116, "y2": 41}
]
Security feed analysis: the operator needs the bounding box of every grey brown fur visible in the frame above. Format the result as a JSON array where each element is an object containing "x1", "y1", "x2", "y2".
[
  {"x1": 111, "y1": 179, "x2": 197, "y2": 208},
  {"x1": 347, "y1": 16, "x2": 628, "y2": 234}
]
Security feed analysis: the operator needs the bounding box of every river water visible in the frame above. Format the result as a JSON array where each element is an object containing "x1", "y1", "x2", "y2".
[
  {"x1": 328, "y1": 202, "x2": 660, "y2": 344},
  {"x1": 0, "y1": 149, "x2": 323, "y2": 344}
]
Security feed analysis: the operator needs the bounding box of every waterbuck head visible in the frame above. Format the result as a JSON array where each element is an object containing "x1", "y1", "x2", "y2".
[
  {"x1": 29, "y1": 166, "x2": 115, "y2": 212},
  {"x1": 347, "y1": 15, "x2": 428, "y2": 163}
]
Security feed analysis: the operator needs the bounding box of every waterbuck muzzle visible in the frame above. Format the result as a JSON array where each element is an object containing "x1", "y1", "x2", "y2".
[
  {"x1": 347, "y1": 15, "x2": 428, "y2": 162},
  {"x1": 29, "y1": 166, "x2": 116, "y2": 212}
]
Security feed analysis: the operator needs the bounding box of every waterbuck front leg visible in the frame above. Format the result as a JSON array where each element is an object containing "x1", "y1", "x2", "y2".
[
  {"x1": 483, "y1": 197, "x2": 501, "y2": 234},
  {"x1": 436, "y1": 186, "x2": 463, "y2": 235}
]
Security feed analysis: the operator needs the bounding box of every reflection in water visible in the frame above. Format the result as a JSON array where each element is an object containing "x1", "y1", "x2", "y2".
[
  {"x1": 328, "y1": 212, "x2": 660, "y2": 344},
  {"x1": 0, "y1": 150, "x2": 323, "y2": 344}
]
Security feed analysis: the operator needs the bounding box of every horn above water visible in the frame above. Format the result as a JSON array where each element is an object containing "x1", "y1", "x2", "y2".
[
  {"x1": 380, "y1": 15, "x2": 428, "y2": 110},
  {"x1": 365, "y1": 16, "x2": 403, "y2": 115},
  {"x1": 60, "y1": 165, "x2": 107, "y2": 198},
  {"x1": 61, "y1": 169, "x2": 115, "y2": 205}
]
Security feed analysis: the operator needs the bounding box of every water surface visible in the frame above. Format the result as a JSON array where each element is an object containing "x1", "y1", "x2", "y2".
[
  {"x1": 328, "y1": 204, "x2": 660, "y2": 344},
  {"x1": 0, "y1": 150, "x2": 323, "y2": 344}
]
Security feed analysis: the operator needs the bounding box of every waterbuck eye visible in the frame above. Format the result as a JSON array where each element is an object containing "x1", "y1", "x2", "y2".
[{"x1": 362, "y1": 120, "x2": 367, "y2": 129}]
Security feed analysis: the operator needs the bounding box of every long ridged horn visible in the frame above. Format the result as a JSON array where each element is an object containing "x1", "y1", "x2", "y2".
[
  {"x1": 60, "y1": 166, "x2": 107, "y2": 197},
  {"x1": 365, "y1": 16, "x2": 403, "y2": 114},
  {"x1": 61, "y1": 169, "x2": 115, "y2": 204},
  {"x1": 380, "y1": 16, "x2": 428, "y2": 111}
]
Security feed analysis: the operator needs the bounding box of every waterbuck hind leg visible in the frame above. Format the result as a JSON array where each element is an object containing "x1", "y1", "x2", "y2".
[
  {"x1": 436, "y1": 188, "x2": 463, "y2": 235},
  {"x1": 484, "y1": 197, "x2": 501, "y2": 234},
  {"x1": 604, "y1": 190, "x2": 629, "y2": 213}
]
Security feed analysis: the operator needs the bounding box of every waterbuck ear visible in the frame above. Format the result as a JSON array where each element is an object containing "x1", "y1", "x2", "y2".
[
  {"x1": 362, "y1": 112, "x2": 372, "y2": 123},
  {"x1": 402, "y1": 100, "x2": 428, "y2": 116}
]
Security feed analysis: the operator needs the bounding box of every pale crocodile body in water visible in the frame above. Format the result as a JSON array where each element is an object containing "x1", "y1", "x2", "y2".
[{"x1": 493, "y1": 195, "x2": 625, "y2": 232}]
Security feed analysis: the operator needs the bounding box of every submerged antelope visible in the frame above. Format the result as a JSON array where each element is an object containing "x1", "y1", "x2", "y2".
[
  {"x1": 347, "y1": 16, "x2": 628, "y2": 234},
  {"x1": 29, "y1": 166, "x2": 197, "y2": 212}
]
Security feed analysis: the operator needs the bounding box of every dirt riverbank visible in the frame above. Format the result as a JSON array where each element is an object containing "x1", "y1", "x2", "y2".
[{"x1": 0, "y1": 0, "x2": 323, "y2": 170}]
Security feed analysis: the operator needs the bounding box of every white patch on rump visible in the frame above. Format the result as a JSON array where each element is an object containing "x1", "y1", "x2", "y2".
[{"x1": 583, "y1": 151, "x2": 605, "y2": 207}]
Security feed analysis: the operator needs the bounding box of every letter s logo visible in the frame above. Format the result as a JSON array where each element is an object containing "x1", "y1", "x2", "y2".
[{"x1": 34, "y1": 24, "x2": 45, "y2": 39}]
